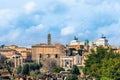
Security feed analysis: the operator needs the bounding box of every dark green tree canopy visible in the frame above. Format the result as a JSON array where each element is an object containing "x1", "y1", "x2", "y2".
[
  {"x1": 17, "y1": 65, "x2": 22, "y2": 74},
  {"x1": 18, "y1": 63, "x2": 42, "y2": 75},
  {"x1": 22, "y1": 64, "x2": 29, "y2": 75},
  {"x1": 71, "y1": 65, "x2": 80, "y2": 75},
  {"x1": 52, "y1": 67, "x2": 65, "y2": 73},
  {"x1": 66, "y1": 74, "x2": 78, "y2": 80},
  {"x1": 84, "y1": 46, "x2": 120, "y2": 80}
]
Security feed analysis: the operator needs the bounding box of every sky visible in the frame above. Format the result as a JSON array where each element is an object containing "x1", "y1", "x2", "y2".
[{"x1": 0, "y1": 0, "x2": 120, "y2": 47}]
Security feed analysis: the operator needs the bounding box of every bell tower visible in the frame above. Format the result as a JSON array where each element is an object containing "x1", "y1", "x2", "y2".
[{"x1": 48, "y1": 33, "x2": 51, "y2": 45}]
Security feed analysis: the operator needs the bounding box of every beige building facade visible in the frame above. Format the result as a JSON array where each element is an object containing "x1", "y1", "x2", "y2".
[
  {"x1": 32, "y1": 43, "x2": 65, "y2": 64},
  {"x1": 4, "y1": 45, "x2": 31, "y2": 60},
  {"x1": 31, "y1": 34, "x2": 66, "y2": 65},
  {"x1": 0, "y1": 48, "x2": 16, "y2": 58}
]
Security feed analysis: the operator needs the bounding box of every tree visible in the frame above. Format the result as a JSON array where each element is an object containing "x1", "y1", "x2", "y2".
[
  {"x1": 29, "y1": 62, "x2": 42, "y2": 73},
  {"x1": 0, "y1": 54, "x2": 7, "y2": 64},
  {"x1": 52, "y1": 67, "x2": 65, "y2": 73},
  {"x1": 22, "y1": 64, "x2": 29, "y2": 75},
  {"x1": 30, "y1": 70, "x2": 41, "y2": 79},
  {"x1": 66, "y1": 74, "x2": 78, "y2": 80},
  {"x1": 6, "y1": 66, "x2": 12, "y2": 75},
  {"x1": 71, "y1": 65, "x2": 80, "y2": 75},
  {"x1": 83, "y1": 46, "x2": 120, "y2": 80},
  {"x1": 19, "y1": 62, "x2": 42, "y2": 76},
  {"x1": 17, "y1": 65, "x2": 22, "y2": 74},
  {"x1": 42, "y1": 59, "x2": 57, "y2": 72}
]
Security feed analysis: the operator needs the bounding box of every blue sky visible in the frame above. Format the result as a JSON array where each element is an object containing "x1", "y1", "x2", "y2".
[{"x1": 0, "y1": 0, "x2": 120, "y2": 47}]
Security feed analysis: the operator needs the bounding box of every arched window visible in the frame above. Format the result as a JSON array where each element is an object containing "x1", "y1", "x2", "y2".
[
  {"x1": 55, "y1": 54, "x2": 58, "y2": 58},
  {"x1": 47, "y1": 54, "x2": 50, "y2": 58},
  {"x1": 39, "y1": 54, "x2": 42, "y2": 58}
]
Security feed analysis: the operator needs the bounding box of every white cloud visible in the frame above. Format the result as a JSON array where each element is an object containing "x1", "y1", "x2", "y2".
[
  {"x1": 0, "y1": 29, "x2": 21, "y2": 41},
  {"x1": 1, "y1": 0, "x2": 120, "y2": 46},
  {"x1": 0, "y1": 9, "x2": 18, "y2": 27},
  {"x1": 24, "y1": 1, "x2": 36, "y2": 14},
  {"x1": 26, "y1": 24, "x2": 44, "y2": 33},
  {"x1": 61, "y1": 26, "x2": 75, "y2": 36}
]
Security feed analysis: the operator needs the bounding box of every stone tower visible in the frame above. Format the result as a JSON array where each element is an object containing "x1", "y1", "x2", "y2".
[{"x1": 48, "y1": 33, "x2": 51, "y2": 45}]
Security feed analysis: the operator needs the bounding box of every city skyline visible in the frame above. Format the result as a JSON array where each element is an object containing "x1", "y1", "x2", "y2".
[{"x1": 0, "y1": 0, "x2": 120, "y2": 47}]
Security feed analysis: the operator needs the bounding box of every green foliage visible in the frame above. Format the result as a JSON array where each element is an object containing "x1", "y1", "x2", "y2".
[
  {"x1": 0, "y1": 54, "x2": 7, "y2": 64},
  {"x1": 30, "y1": 70, "x2": 36, "y2": 79},
  {"x1": 52, "y1": 67, "x2": 64, "y2": 73},
  {"x1": 17, "y1": 65, "x2": 22, "y2": 74},
  {"x1": 71, "y1": 65, "x2": 80, "y2": 75},
  {"x1": 84, "y1": 46, "x2": 120, "y2": 80},
  {"x1": 22, "y1": 64, "x2": 29, "y2": 75},
  {"x1": 30, "y1": 70, "x2": 40, "y2": 79},
  {"x1": 20, "y1": 63, "x2": 42, "y2": 75},
  {"x1": 43, "y1": 59, "x2": 57, "y2": 72},
  {"x1": 6, "y1": 66, "x2": 12, "y2": 75},
  {"x1": 66, "y1": 74, "x2": 78, "y2": 80},
  {"x1": 29, "y1": 63, "x2": 41, "y2": 71},
  {"x1": 101, "y1": 77, "x2": 114, "y2": 80}
]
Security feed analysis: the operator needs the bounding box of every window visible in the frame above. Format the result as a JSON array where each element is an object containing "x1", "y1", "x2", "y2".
[
  {"x1": 39, "y1": 54, "x2": 42, "y2": 58},
  {"x1": 55, "y1": 54, "x2": 58, "y2": 58},
  {"x1": 80, "y1": 45, "x2": 84, "y2": 49},
  {"x1": 47, "y1": 54, "x2": 50, "y2": 58}
]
